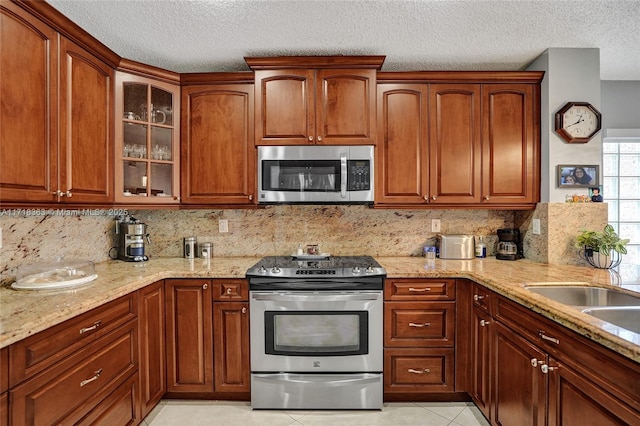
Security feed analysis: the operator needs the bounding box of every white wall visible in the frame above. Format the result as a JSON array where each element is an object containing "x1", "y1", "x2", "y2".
[
  {"x1": 601, "y1": 81, "x2": 640, "y2": 129},
  {"x1": 527, "y1": 48, "x2": 602, "y2": 203}
]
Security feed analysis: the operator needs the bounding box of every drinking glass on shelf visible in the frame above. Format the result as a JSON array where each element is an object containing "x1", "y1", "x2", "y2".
[{"x1": 123, "y1": 144, "x2": 132, "y2": 157}]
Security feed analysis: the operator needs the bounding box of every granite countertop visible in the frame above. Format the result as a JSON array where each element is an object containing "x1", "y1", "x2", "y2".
[{"x1": 1, "y1": 256, "x2": 638, "y2": 364}]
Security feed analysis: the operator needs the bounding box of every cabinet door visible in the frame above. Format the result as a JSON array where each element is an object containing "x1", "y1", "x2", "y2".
[
  {"x1": 493, "y1": 322, "x2": 546, "y2": 426},
  {"x1": 547, "y1": 357, "x2": 639, "y2": 426},
  {"x1": 254, "y1": 70, "x2": 314, "y2": 145},
  {"x1": 213, "y1": 302, "x2": 250, "y2": 393},
  {"x1": 481, "y1": 84, "x2": 538, "y2": 204},
  {"x1": 376, "y1": 84, "x2": 429, "y2": 204},
  {"x1": 429, "y1": 84, "x2": 482, "y2": 204},
  {"x1": 471, "y1": 307, "x2": 492, "y2": 421},
  {"x1": 181, "y1": 84, "x2": 255, "y2": 204},
  {"x1": 165, "y1": 279, "x2": 213, "y2": 394},
  {"x1": 0, "y1": 3, "x2": 58, "y2": 202},
  {"x1": 316, "y1": 69, "x2": 376, "y2": 145},
  {"x1": 58, "y1": 37, "x2": 113, "y2": 203},
  {"x1": 138, "y1": 281, "x2": 165, "y2": 418}
]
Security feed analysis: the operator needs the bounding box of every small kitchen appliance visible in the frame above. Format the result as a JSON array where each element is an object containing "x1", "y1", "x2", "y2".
[
  {"x1": 436, "y1": 234, "x2": 475, "y2": 259},
  {"x1": 246, "y1": 255, "x2": 385, "y2": 410},
  {"x1": 496, "y1": 228, "x2": 523, "y2": 261},
  {"x1": 116, "y1": 217, "x2": 150, "y2": 262}
]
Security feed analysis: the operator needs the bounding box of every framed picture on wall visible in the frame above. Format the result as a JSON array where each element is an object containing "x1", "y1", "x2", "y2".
[{"x1": 557, "y1": 165, "x2": 599, "y2": 188}]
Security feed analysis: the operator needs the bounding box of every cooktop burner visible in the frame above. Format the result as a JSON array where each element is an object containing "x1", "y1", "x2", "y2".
[{"x1": 246, "y1": 255, "x2": 386, "y2": 279}]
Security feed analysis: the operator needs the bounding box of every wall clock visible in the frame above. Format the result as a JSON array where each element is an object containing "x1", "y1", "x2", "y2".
[{"x1": 554, "y1": 101, "x2": 602, "y2": 143}]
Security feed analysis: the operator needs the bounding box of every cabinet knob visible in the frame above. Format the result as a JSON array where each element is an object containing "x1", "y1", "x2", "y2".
[
  {"x1": 530, "y1": 358, "x2": 539, "y2": 367},
  {"x1": 248, "y1": 194, "x2": 253, "y2": 201},
  {"x1": 202, "y1": 283, "x2": 208, "y2": 290},
  {"x1": 431, "y1": 195, "x2": 437, "y2": 200},
  {"x1": 423, "y1": 195, "x2": 429, "y2": 201},
  {"x1": 308, "y1": 136, "x2": 314, "y2": 142},
  {"x1": 484, "y1": 195, "x2": 490, "y2": 200},
  {"x1": 52, "y1": 190, "x2": 63, "y2": 197},
  {"x1": 226, "y1": 288, "x2": 232, "y2": 294},
  {"x1": 540, "y1": 364, "x2": 557, "y2": 374},
  {"x1": 317, "y1": 136, "x2": 323, "y2": 142},
  {"x1": 473, "y1": 294, "x2": 486, "y2": 301},
  {"x1": 480, "y1": 319, "x2": 490, "y2": 327},
  {"x1": 65, "y1": 190, "x2": 72, "y2": 197},
  {"x1": 242, "y1": 307, "x2": 247, "y2": 314}
]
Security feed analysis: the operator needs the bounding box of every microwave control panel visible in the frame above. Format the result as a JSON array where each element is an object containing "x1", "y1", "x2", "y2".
[{"x1": 348, "y1": 160, "x2": 371, "y2": 191}]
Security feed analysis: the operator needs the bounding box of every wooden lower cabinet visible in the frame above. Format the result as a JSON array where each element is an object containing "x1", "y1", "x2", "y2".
[
  {"x1": 213, "y1": 302, "x2": 250, "y2": 394},
  {"x1": 165, "y1": 279, "x2": 214, "y2": 394},
  {"x1": 138, "y1": 281, "x2": 166, "y2": 418},
  {"x1": 470, "y1": 306, "x2": 492, "y2": 420}
]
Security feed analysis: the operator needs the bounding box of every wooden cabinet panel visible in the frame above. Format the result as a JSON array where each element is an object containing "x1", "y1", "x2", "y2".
[
  {"x1": 181, "y1": 83, "x2": 255, "y2": 205},
  {"x1": 165, "y1": 279, "x2": 213, "y2": 394},
  {"x1": 428, "y1": 84, "x2": 482, "y2": 204},
  {"x1": 482, "y1": 84, "x2": 538, "y2": 204},
  {"x1": 213, "y1": 302, "x2": 250, "y2": 394},
  {"x1": 76, "y1": 373, "x2": 138, "y2": 426},
  {"x1": 255, "y1": 68, "x2": 376, "y2": 145},
  {"x1": 384, "y1": 302, "x2": 455, "y2": 347},
  {"x1": 384, "y1": 278, "x2": 455, "y2": 301},
  {"x1": 0, "y1": 392, "x2": 6, "y2": 426},
  {"x1": 0, "y1": 3, "x2": 58, "y2": 202},
  {"x1": 9, "y1": 294, "x2": 136, "y2": 386},
  {"x1": 214, "y1": 279, "x2": 249, "y2": 301},
  {"x1": 58, "y1": 37, "x2": 113, "y2": 203},
  {"x1": 492, "y1": 322, "x2": 546, "y2": 426},
  {"x1": 384, "y1": 348, "x2": 455, "y2": 393},
  {"x1": 138, "y1": 281, "x2": 165, "y2": 418},
  {"x1": 376, "y1": 84, "x2": 429, "y2": 204},
  {"x1": 471, "y1": 306, "x2": 492, "y2": 420},
  {"x1": 10, "y1": 322, "x2": 137, "y2": 426}
]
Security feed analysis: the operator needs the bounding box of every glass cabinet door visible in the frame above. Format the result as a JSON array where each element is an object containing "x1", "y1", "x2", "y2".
[{"x1": 116, "y1": 72, "x2": 179, "y2": 203}]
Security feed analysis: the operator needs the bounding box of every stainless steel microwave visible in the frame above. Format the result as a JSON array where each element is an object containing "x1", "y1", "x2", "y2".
[{"x1": 257, "y1": 145, "x2": 374, "y2": 204}]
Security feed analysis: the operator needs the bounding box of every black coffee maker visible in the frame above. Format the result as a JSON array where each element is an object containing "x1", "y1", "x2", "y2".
[{"x1": 496, "y1": 228, "x2": 523, "y2": 261}]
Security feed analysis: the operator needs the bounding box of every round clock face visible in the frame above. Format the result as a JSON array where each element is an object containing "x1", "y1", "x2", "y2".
[{"x1": 562, "y1": 105, "x2": 599, "y2": 138}]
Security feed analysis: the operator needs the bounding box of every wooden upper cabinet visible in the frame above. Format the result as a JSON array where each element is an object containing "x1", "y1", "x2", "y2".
[
  {"x1": 482, "y1": 84, "x2": 538, "y2": 205},
  {"x1": 0, "y1": 3, "x2": 58, "y2": 203},
  {"x1": 0, "y1": 3, "x2": 113, "y2": 204},
  {"x1": 181, "y1": 83, "x2": 255, "y2": 205},
  {"x1": 429, "y1": 84, "x2": 482, "y2": 204},
  {"x1": 249, "y1": 56, "x2": 383, "y2": 146},
  {"x1": 376, "y1": 84, "x2": 429, "y2": 205},
  {"x1": 59, "y1": 37, "x2": 113, "y2": 204}
]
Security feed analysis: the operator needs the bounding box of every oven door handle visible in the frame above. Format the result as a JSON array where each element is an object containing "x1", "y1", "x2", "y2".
[
  {"x1": 253, "y1": 374, "x2": 381, "y2": 387},
  {"x1": 251, "y1": 292, "x2": 381, "y2": 302},
  {"x1": 340, "y1": 152, "x2": 347, "y2": 198}
]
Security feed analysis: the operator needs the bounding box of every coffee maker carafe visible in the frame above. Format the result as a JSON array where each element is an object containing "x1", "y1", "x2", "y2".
[
  {"x1": 496, "y1": 228, "x2": 523, "y2": 261},
  {"x1": 117, "y1": 217, "x2": 150, "y2": 262}
]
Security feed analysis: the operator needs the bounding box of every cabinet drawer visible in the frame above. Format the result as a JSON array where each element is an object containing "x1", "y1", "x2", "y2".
[
  {"x1": 472, "y1": 284, "x2": 492, "y2": 313},
  {"x1": 384, "y1": 348, "x2": 455, "y2": 393},
  {"x1": 214, "y1": 279, "x2": 248, "y2": 301},
  {"x1": 9, "y1": 294, "x2": 136, "y2": 386},
  {"x1": 75, "y1": 373, "x2": 138, "y2": 426},
  {"x1": 385, "y1": 279, "x2": 455, "y2": 301},
  {"x1": 10, "y1": 322, "x2": 137, "y2": 426},
  {"x1": 384, "y1": 302, "x2": 455, "y2": 347}
]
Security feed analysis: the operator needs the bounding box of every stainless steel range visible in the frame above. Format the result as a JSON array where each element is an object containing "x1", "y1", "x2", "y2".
[{"x1": 246, "y1": 255, "x2": 385, "y2": 410}]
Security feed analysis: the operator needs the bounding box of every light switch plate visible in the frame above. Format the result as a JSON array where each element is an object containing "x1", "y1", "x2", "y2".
[
  {"x1": 219, "y1": 219, "x2": 229, "y2": 233},
  {"x1": 431, "y1": 219, "x2": 441, "y2": 233},
  {"x1": 533, "y1": 218, "x2": 541, "y2": 235}
]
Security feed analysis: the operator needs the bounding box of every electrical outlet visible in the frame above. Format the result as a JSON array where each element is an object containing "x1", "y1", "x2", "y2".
[
  {"x1": 219, "y1": 219, "x2": 229, "y2": 233},
  {"x1": 533, "y1": 218, "x2": 541, "y2": 235},
  {"x1": 431, "y1": 219, "x2": 441, "y2": 233}
]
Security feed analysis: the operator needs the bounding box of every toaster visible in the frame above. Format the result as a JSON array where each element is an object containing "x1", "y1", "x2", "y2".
[{"x1": 437, "y1": 234, "x2": 475, "y2": 259}]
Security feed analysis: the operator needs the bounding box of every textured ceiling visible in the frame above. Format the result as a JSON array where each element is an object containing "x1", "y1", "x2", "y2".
[{"x1": 46, "y1": 0, "x2": 640, "y2": 80}]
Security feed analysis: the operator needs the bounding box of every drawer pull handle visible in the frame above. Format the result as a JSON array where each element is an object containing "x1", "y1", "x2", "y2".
[
  {"x1": 530, "y1": 358, "x2": 539, "y2": 367},
  {"x1": 408, "y1": 368, "x2": 431, "y2": 374},
  {"x1": 473, "y1": 294, "x2": 486, "y2": 301},
  {"x1": 79, "y1": 320, "x2": 101, "y2": 334},
  {"x1": 409, "y1": 322, "x2": 431, "y2": 328},
  {"x1": 538, "y1": 330, "x2": 560, "y2": 345},
  {"x1": 408, "y1": 287, "x2": 431, "y2": 292},
  {"x1": 480, "y1": 320, "x2": 490, "y2": 327},
  {"x1": 80, "y1": 368, "x2": 103, "y2": 387}
]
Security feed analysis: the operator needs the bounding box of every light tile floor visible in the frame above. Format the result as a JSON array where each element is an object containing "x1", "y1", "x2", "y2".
[{"x1": 143, "y1": 400, "x2": 491, "y2": 426}]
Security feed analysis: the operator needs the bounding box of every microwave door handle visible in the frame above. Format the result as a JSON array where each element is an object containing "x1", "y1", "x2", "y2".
[{"x1": 340, "y1": 153, "x2": 347, "y2": 198}]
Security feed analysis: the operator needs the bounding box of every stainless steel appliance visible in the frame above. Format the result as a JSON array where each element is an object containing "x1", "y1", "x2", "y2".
[
  {"x1": 496, "y1": 228, "x2": 523, "y2": 260},
  {"x1": 436, "y1": 234, "x2": 475, "y2": 259},
  {"x1": 257, "y1": 145, "x2": 374, "y2": 204},
  {"x1": 246, "y1": 256, "x2": 385, "y2": 409},
  {"x1": 115, "y1": 217, "x2": 150, "y2": 262}
]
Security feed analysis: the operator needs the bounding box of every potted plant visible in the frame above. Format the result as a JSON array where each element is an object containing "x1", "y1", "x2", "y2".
[{"x1": 575, "y1": 224, "x2": 629, "y2": 268}]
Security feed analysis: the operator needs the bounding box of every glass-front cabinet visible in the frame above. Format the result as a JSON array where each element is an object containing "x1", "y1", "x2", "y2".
[{"x1": 115, "y1": 72, "x2": 180, "y2": 203}]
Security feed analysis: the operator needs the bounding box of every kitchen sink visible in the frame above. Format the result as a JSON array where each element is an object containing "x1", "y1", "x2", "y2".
[
  {"x1": 524, "y1": 285, "x2": 640, "y2": 307},
  {"x1": 582, "y1": 307, "x2": 640, "y2": 334}
]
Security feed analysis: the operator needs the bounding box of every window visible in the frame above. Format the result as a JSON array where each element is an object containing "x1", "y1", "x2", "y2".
[{"x1": 602, "y1": 136, "x2": 640, "y2": 268}]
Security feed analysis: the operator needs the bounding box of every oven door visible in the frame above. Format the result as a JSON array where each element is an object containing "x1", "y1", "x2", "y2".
[{"x1": 250, "y1": 291, "x2": 383, "y2": 372}]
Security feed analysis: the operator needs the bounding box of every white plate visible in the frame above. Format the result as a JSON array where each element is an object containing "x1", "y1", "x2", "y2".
[{"x1": 12, "y1": 274, "x2": 98, "y2": 290}]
